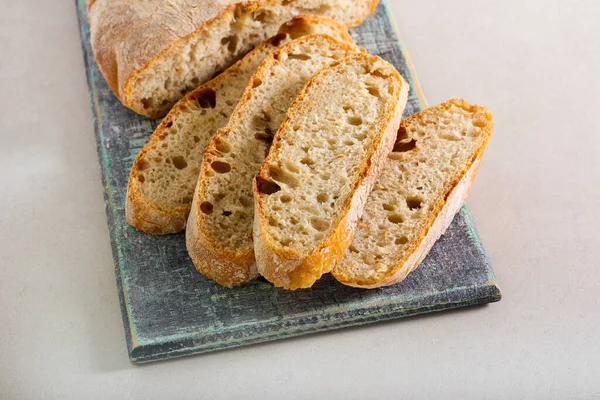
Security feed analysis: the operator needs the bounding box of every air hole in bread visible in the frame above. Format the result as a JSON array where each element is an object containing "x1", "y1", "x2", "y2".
[
  {"x1": 343, "y1": 105, "x2": 353, "y2": 112},
  {"x1": 406, "y1": 197, "x2": 423, "y2": 211},
  {"x1": 252, "y1": 10, "x2": 272, "y2": 23},
  {"x1": 317, "y1": 193, "x2": 329, "y2": 203},
  {"x1": 141, "y1": 98, "x2": 151, "y2": 109},
  {"x1": 348, "y1": 116, "x2": 363, "y2": 126},
  {"x1": 320, "y1": 172, "x2": 331, "y2": 181},
  {"x1": 383, "y1": 203, "x2": 394, "y2": 211},
  {"x1": 211, "y1": 161, "x2": 231, "y2": 173},
  {"x1": 252, "y1": 78, "x2": 263, "y2": 88},
  {"x1": 182, "y1": 196, "x2": 193, "y2": 204},
  {"x1": 233, "y1": 5, "x2": 244, "y2": 19},
  {"x1": 251, "y1": 112, "x2": 271, "y2": 129},
  {"x1": 268, "y1": 217, "x2": 278, "y2": 227},
  {"x1": 255, "y1": 131, "x2": 273, "y2": 144},
  {"x1": 165, "y1": 121, "x2": 173, "y2": 128},
  {"x1": 371, "y1": 69, "x2": 391, "y2": 79},
  {"x1": 191, "y1": 77, "x2": 200, "y2": 86},
  {"x1": 137, "y1": 174, "x2": 145, "y2": 183},
  {"x1": 200, "y1": 202, "x2": 214, "y2": 215},
  {"x1": 221, "y1": 34, "x2": 239, "y2": 53},
  {"x1": 193, "y1": 136, "x2": 200, "y2": 143},
  {"x1": 353, "y1": 132, "x2": 367, "y2": 141},
  {"x1": 284, "y1": 161, "x2": 300, "y2": 174},
  {"x1": 344, "y1": 139, "x2": 354, "y2": 146},
  {"x1": 367, "y1": 86, "x2": 381, "y2": 99},
  {"x1": 268, "y1": 166, "x2": 299, "y2": 187},
  {"x1": 136, "y1": 158, "x2": 149, "y2": 171},
  {"x1": 280, "y1": 195, "x2": 292, "y2": 203},
  {"x1": 172, "y1": 156, "x2": 188, "y2": 170},
  {"x1": 215, "y1": 139, "x2": 231, "y2": 153},
  {"x1": 193, "y1": 88, "x2": 217, "y2": 109},
  {"x1": 269, "y1": 33, "x2": 288, "y2": 47},
  {"x1": 288, "y1": 53, "x2": 312, "y2": 61},
  {"x1": 310, "y1": 217, "x2": 330, "y2": 232},
  {"x1": 300, "y1": 157, "x2": 314, "y2": 166},
  {"x1": 395, "y1": 236, "x2": 409, "y2": 245},
  {"x1": 282, "y1": 0, "x2": 294, "y2": 5},
  {"x1": 256, "y1": 177, "x2": 281, "y2": 195},
  {"x1": 222, "y1": 210, "x2": 232, "y2": 217},
  {"x1": 392, "y1": 126, "x2": 417, "y2": 153},
  {"x1": 327, "y1": 138, "x2": 337, "y2": 146},
  {"x1": 388, "y1": 214, "x2": 404, "y2": 224}
]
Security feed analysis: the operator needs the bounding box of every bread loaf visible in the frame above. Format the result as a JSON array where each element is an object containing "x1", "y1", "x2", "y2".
[
  {"x1": 253, "y1": 53, "x2": 408, "y2": 289},
  {"x1": 126, "y1": 15, "x2": 354, "y2": 235},
  {"x1": 88, "y1": 0, "x2": 377, "y2": 118},
  {"x1": 333, "y1": 99, "x2": 493, "y2": 288},
  {"x1": 186, "y1": 35, "x2": 357, "y2": 287}
]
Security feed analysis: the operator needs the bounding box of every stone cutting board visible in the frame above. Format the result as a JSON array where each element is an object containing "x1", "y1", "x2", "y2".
[{"x1": 76, "y1": 0, "x2": 501, "y2": 364}]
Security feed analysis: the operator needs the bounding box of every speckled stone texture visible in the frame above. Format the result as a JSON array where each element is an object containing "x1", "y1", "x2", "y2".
[{"x1": 76, "y1": 0, "x2": 501, "y2": 364}]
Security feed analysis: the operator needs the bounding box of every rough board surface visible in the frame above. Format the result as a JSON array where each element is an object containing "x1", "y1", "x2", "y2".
[{"x1": 76, "y1": 0, "x2": 501, "y2": 364}]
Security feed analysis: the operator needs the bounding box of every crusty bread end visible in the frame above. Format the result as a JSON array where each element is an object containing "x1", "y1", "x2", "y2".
[{"x1": 333, "y1": 99, "x2": 494, "y2": 288}]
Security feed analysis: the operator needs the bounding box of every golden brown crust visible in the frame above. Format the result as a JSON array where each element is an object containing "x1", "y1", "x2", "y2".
[
  {"x1": 88, "y1": 0, "x2": 376, "y2": 118},
  {"x1": 253, "y1": 53, "x2": 408, "y2": 289},
  {"x1": 186, "y1": 187, "x2": 257, "y2": 288},
  {"x1": 332, "y1": 99, "x2": 494, "y2": 288}
]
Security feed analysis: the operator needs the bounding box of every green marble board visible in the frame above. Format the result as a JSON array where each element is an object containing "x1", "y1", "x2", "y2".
[{"x1": 76, "y1": 0, "x2": 501, "y2": 364}]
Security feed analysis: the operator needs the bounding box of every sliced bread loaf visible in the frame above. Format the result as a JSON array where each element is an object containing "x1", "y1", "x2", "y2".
[
  {"x1": 253, "y1": 53, "x2": 409, "y2": 289},
  {"x1": 88, "y1": 0, "x2": 376, "y2": 118},
  {"x1": 186, "y1": 35, "x2": 358, "y2": 288},
  {"x1": 126, "y1": 15, "x2": 354, "y2": 235},
  {"x1": 332, "y1": 99, "x2": 494, "y2": 288}
]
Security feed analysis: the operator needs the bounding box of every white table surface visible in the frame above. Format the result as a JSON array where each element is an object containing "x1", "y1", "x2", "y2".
[{"x1": 1, "y1": 0, "x2": 599, "y2": 398}]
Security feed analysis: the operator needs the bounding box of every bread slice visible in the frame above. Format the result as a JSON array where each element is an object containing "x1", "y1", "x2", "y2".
[
  {"x1": 253, "y1": 54, "x2": 408, "y2": 289},
  {"x1": 332, "y1": 99, "x2": 494, "y2": 288},
  {"x1": 88, "y1": 0, "x2": 377, "y2": 118},
  {"x1": 186, "y1": 35, "x2": 358, "y2": 288},
  {"x1": 126, "y1": 16, "x2": 355, "y2": 235}
]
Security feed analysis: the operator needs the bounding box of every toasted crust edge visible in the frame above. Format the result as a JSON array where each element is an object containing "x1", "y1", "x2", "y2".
[
  {"x1": 253, "y1": 53, "x2": 409, "y2": 290},
  {"x1": 186, "y1": 188, "x2": 258, "y2": 288},
  {"x1": 332, "y1": 99, "x2": 494, "y2": 288}
]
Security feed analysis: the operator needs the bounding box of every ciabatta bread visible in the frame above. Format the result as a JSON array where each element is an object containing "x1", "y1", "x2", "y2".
[
  {"x1": 333, "y1": 99, "x2": 493, "y2": 288},
  {"x1": 126, "y1": 15, "x2": 354, "y2": 235},
  {"x1": 186, "y1": 35, "x2": 357, "y2": 287},
  {"x1": 88, "y1": 0, "x2": 376, "y2": 118},
  {"x1": 254, "y1": 53, "x2": 408, "y2": 289}
]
